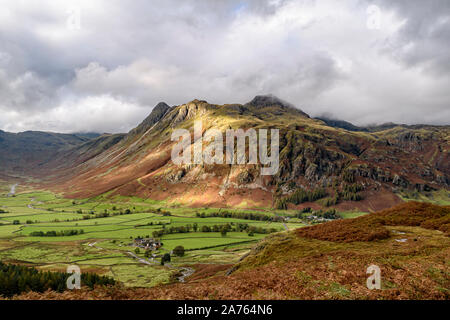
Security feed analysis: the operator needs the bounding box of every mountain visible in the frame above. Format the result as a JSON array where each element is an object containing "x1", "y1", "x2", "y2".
[
  {"x1": 246, "y1": 94, "x2": 309, "y2": 118},
  {"x1": 0, "y1": 130, "x2": 94, "y2": 179},
  {"x1": 26, "y1": 95, "x2": 449, "y2": 212},
  {"x1": 72, "y1": 132, "x2": 103, "y2": 140},
  {"x1": 315, "y1": 117, "x2": 368, "y2": 132},
  {"x1": 127, "y1": 102, "x2": 171, "y2": 137},
  {"x1": 316, "y1": 116, "x2": 450, "y2": 133},
  {"x1": 39, "y1": 133, "x2": 127, "y2": 173}
]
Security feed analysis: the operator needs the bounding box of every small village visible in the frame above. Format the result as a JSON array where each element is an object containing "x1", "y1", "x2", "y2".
[{"x1": 132, "y1": 237, "x2": 163, "y2": 251}]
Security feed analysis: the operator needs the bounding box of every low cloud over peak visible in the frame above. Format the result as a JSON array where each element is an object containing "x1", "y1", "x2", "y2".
[{"x1": 0, "y1": 0, "x2": 449, "y2": 133}]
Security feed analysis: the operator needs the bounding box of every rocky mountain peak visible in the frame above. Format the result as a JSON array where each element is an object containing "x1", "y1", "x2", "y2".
[
  {"x1": 247, "y1": 94, "x2": 309, "y2": 117},
  {"x1": 128, "y1": 102, "x2": 171, "y2": 136},
  {"x1": 247, "y1": 94, "x2": 291, "y2": 108}
]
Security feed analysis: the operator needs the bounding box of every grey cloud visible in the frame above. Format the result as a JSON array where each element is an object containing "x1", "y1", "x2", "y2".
[
  {"x1": 0, "y1": 0, "x2": 449, "y2": 133},
  {"x1": 0, "y1": 69, "x2": 59, "y2": 112},
  {"x1": 374, "y1": 0, "x2": 450, "y2": 75}
]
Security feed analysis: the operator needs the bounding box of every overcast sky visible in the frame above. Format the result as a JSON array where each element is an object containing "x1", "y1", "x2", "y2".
[{"x1": 0, "y1": 0, "x2": 449, "y2": 133}]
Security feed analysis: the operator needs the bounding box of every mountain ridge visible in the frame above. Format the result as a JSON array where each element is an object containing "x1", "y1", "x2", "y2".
[
  {"x1": 24, "y1": 95, "x2": 448, "y2": 212},
  {"x1": 1, "y1": 95, "x2": 448, "y2": 212},
  {"x1": 316, "y1": 116, "x2": 450, "y2": 132}
]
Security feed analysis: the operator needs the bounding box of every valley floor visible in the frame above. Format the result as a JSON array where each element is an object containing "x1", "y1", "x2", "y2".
[
  {"x1": 12, "y1": 223, "x2": 450, "y2": 300},
  {"x1": 0, "y1": 184, "x2": 307, "y2": 288},
  {"x1": 1, "y1": 183, "x2": 448, "y2": 300}
]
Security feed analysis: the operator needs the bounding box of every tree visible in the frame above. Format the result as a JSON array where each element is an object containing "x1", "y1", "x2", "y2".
[
  {"x1": 201, "y1": 225, "x2": 211, "y2": 232},
  {"x1": 163, "y1": 253, "x2": 171, "y2": 262},
  {"x1": 173, "y1": 246, "x2": 185, "y2": 257},
  {"x1": 161, "y1": 253, "x2": 171, "y2": 265},
  {"x1": 134, "y1": 248, "x2": 140, "y2": 254},
  {"x1": 220, "y1": 228, "x2": 227, "y2": 237},
  {"x1": 0, "y1": 261, "x2": 115, "y2": 297},
  {"x1": 275, "y1": 199, "x2": 287, "y2": 210}
]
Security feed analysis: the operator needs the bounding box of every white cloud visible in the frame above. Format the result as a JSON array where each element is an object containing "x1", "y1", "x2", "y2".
[{"x1": 0, "y1": 94, "x2": 145, "y2": 133}]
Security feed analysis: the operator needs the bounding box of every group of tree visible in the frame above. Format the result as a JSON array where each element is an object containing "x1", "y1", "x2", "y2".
[
  {"x1": 200, "y1": 223, "x2": 276, "y2": 235},
  {"x1": 152, "y1": 224, "x2": 194, "y2": 238},
  {"x1": 78, "y1": 208, "x2": 133, "y2": 218},
  {"x1": 321, "y1": 184, "x2": 364, "y2": 206},
  {"x1": 319, "y1": 193, "x2": 339, "y2": 207},
  {"x1": 29, "y1": 229, "x2": 85, "y2": 237},
  {"x1": 152, "y1": 222, "x2": 277, "y2": 239},
  {"x1": 314, "y1": 209, "x2": 341, "y2": 220},
  {"x1": 0, "y1": 261, "x2": 115, "y2": 297},
  {"x1": 342, "y1": 170, "x2": 356, "y2": 183},
  {"x1": 276, "y1": 188, "x2": 328, "y2": 210},
  {"x1": 173, "y1": 245, "x2": 185, "y2": 257},
  {"x1": 195, "y1": 211, "x2": 283, "y2": 222},
  {"x1": 276, "y1": 183, "x2": 364, "y2": 210},
  {"x1": 299, "y1": 207, "x2": 312, "y2": 213},
  {"x1": 154, "y1": 208, "x2": 172, "y2": 216},
  {"x1": 296, "y1": 208, "x2": 341, "y2": 221},
  {"x1": 0, "y1": 209, "x2": 8, "y2": 214},
  {"x1": 339, "y1": 183, "x2": 364, "y2": 201},
  {"x1": 287, "y1": 188, "x2": 328, "y2": 205}
]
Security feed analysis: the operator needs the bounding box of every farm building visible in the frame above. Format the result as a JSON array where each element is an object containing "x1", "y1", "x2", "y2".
[{"x1": 133, "y1": 237, "x2": 162, "y2": 250}]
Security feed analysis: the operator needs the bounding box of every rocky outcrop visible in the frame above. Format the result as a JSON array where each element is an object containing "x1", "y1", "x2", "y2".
[
  {"x1": 165, "y1": 100, "x2": 210, "y2": 127},
  {"x1": 166, "y1": 169, "x2": 186, "y2": 183},
  {"x1": 237, "y1": 170, "x2": 254, "y2": 184}
]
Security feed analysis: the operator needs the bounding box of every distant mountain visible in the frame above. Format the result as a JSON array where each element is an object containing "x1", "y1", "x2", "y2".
[
  {"x1": 0, "y1": 130, "x2": 92, "y2": 178},
  {"x1": 315, "y1": 117, "x2": 367, "y2": 132},
  {"x1": 41, "y1": 133, "x2": 126, "y2": 172},
  {"x1": 72, "y1": 132, "x2": 103, "y2": 140},
  {"x1": 315, "y1": 117, "x2": 449, "y2": 133},
  {"x1": 0, "y1": 129, "x2": 126, "y2": 180},
  {"x1": 28, "y1": 95, "x2": 448, "y2": 212}
]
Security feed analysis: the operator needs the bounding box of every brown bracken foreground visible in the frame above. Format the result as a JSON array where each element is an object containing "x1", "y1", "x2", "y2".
[
  {"x1": 11, "y1": 202, "x2": 450, "y2": 300},
  {"x1": 296, "y1": 201, "x2": 450, "y2": 242}
]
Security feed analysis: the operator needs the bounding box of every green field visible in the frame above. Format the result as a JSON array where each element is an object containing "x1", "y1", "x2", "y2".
[{"x1": 0, "y1": 185, "x2": 366, "y2": 288}]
